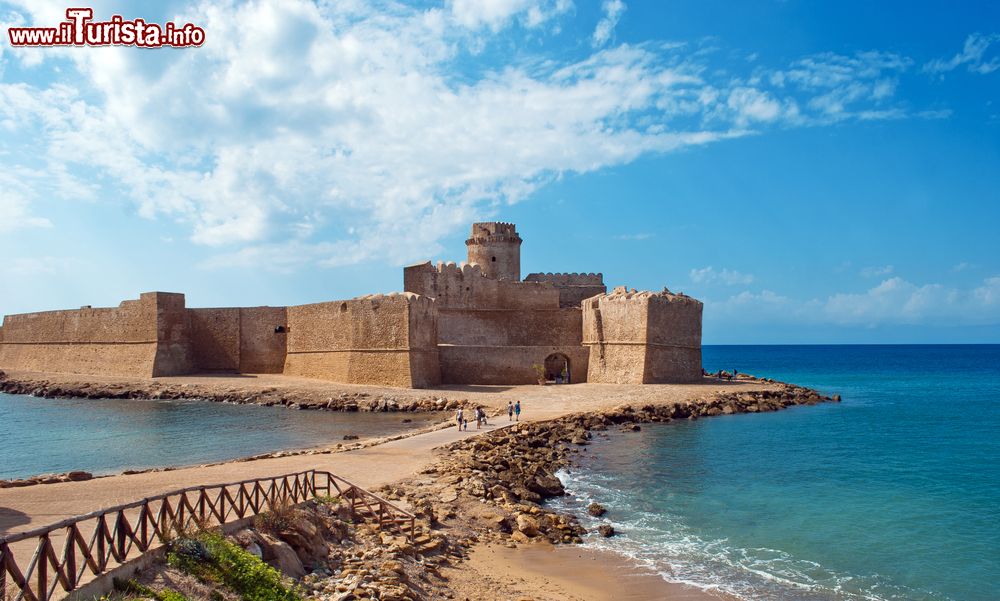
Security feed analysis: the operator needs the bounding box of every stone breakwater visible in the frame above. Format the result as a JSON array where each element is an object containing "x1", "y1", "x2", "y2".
[
  {"x1": 173, "y1": 382, "x2": 835, "y2": 601},
  {"x1": 0, "y1": 370, "x2": 471, "y2": 412}
]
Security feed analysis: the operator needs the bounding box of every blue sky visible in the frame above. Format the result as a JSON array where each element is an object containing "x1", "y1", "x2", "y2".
[{"x1": 0, "y1": 0, "x2": 998, "y2": 343}]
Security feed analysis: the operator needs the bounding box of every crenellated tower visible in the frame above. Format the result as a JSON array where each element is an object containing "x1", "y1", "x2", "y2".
[{"x1": 465, "y1": 222, "x2": 522, "y2": 281}]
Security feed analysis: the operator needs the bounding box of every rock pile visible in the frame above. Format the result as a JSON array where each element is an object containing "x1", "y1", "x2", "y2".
[
  {"x1": 0, "y1": 372, "x2": 469, "y2": 413},
  {"x1": 0, "y1": 470, "x2": 93, "y2": 488}
]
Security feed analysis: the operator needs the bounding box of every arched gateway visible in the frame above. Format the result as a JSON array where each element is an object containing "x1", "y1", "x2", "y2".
[{"x1": 544, "y1": 353, "x2": 571, "y2": 383}]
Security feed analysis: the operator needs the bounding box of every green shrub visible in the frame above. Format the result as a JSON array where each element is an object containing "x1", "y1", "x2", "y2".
[
  {"x1": 113, "y1": 578, "x2": 190, "y2": 601},
  {"x1": 253, "y1": 500, "x2": 297, "y2": 535},
  {"x1": 313, "y1": 494, "x2": 340, "y2": 507},
  {"x1": 167, "y1": 533, "x2": 300, "y2": 601}
]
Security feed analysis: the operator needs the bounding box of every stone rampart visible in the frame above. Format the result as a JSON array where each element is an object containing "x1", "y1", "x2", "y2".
[
  {"x1": 583, "y1": 287, "x2": 703, "y2": 383},
  {"x1": 283, "y1": 293, "x2": 439, "y2": 388},
  {"x1": 189, "y1": 307, "x2": 287, "y2": 373},
  {"x1": 0, "y1": 292, "x2": 193, "y2": 377}
]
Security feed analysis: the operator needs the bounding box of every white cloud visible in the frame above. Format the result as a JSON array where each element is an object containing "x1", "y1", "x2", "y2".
[
  {"x1": 449, "y1": 0, "x2": 572, "y2": 31},
  {"x1": 707, "y1": 276, "x2": 1000, "y2": 328},
  {"x1": 726, "y1": 86, "x2": 784, "y2": 124},
  {"x1": 613, "y1": 232, "x2": 651, "y2": 240},
  {"x1": 0, "y1": 194, "x2": 51, "y2": 232},
  {"x1": 925, "y1": 33, "x2": 1000, "y2": 76},
  {"x1": 0, "y1": 0, "x2": 748, "y2": 270},
  {"x1": 690, "y1": 266, "x2": 755, "y2": 286},
  {"x1": 952, "y1": 261, "x2": 974, "y2": 272},
  {"x1": 592, "y1": 0, "x2": 625, "y2": 48},
  {"x1": 770, "y1": 51, "x2": 913, "y2": 123},
  {"x1": 0, "y1": 1, "x2": 950, "y2": 273},
  {"x1": 3, "y1": 256, "x2": 81, "y2": 275},
  {"x1": 860, "y1": 264, "x2": 894, "y2": 278}
]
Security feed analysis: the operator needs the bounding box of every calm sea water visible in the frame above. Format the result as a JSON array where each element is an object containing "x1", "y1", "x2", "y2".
[
  {"x1": 0, "y1": 394, "x2": 440, "y2": 480},
  {"x1": 551, "y1": 345, "x2": 1000, "y2": 601}
]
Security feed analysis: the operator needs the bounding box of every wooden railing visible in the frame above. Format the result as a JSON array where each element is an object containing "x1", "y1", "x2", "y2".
[{"x1": 0, "y1": 470, "x2": 415, "y2": 601}]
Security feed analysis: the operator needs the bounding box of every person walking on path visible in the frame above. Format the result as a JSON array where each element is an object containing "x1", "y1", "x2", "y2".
[
  {"x1": 456, "y1": 407, "x2": 464, "y2": 431},
  {"x1": 475, "y1": 407, "x2": 483, "y2": 430},
  {"x1": 514, "y1": 400, "x2": 521, "y2": 422},
  {"x1": 507, "y1": 401, "x2": 514, "y2": 422}
]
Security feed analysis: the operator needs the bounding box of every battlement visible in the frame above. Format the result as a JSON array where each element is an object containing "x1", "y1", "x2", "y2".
[
  {"x1": 351, "y1": 291, "x2": 435, "y2": 305},
  {"x1": 467, "y1": 222, "x2": 521, "y2": 241},
  {"x1": 403, "y1": 260, "x2": 559, "y2": 310},
  {"x1": 599, "y1": 285, "x2": 701, "y2": 305}
]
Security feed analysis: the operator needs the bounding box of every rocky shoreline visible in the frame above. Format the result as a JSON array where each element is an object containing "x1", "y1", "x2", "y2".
[
  {"x1": 173, "y1": 382, "x2": 836, "y2": 601},
  {"x1": 0, "y1": 370, "x2": 472, "y2": 413}
]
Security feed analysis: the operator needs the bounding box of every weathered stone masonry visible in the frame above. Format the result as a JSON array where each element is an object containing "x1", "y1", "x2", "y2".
[{"x1": 0, "y1": 222, "x2": 703, "y2": 387}]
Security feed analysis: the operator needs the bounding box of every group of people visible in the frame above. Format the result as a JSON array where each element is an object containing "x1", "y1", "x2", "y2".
[
  {"x1": 455, "y1": 400, "x2": 521, "y2": 431},
  {"x1": 703, "y1": 367, "x2": 739, "y2": 381}
]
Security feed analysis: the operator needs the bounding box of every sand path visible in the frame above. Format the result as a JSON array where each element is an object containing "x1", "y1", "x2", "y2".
[
  {"x1": 0, "y1": 419, "x2": 511, "y2": 537},
  {"x1": 1, "y1": 377, "x2": 773, "y2": 537}
]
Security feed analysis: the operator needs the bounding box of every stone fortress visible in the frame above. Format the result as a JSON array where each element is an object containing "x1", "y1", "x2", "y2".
[{"x1": 0, "y1": 223, "x2": 703, "y2": 388}]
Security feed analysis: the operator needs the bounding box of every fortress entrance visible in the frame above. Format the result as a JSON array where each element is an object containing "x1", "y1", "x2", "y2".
[{"x1": 544, "y1": 353, "x2": 571, "y2": 384}]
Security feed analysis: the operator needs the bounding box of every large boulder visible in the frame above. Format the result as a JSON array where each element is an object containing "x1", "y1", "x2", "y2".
[
  {"x1": 259, "y1": 534, "x2": 305, "y2": 578},
  {"x1": 526, "y1": 471, "x2": 565, "y2": 497},
  {"x1": 515, "y1": 514, "x2": 540, "y2": 537},
  {"x1": 272, "y1": 510, "x2": 329, "y2": 568}
]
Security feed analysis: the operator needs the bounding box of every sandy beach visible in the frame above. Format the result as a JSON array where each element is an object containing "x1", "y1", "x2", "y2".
[
  {"x1": 0, "y1": 371, "x2": 825, "y2": 600},
  {"x1": 449, "y1": 544, "x2": 734, "y2": 600}
]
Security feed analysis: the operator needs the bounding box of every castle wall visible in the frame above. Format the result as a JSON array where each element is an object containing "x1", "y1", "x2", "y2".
[
  {"x1": 437, "y1": 309, "x2": 582, "y2": 347},
  {"x1": 439, "y1": 345, "x2": 589, "y2": 385},
  {"x1": 436, "y1": 308, "x2": 586, "y2": 384},
  {"x1": 239, "y1": 307, "x2": 288, "y2": 373},
  {"x1": 583, "y1": 289, "x2": 702, "y2": 384},
  {"x1": 188, "y1": 307, "x2": 287, "y2": 373},
  {"x1": 189, "y1": 309, "x2": 240, "y2": 370},
  {"x1": 0, "y1": 292, "x2": 193, "y2": 377},
  {"x1": 283, "y1": 294, "x2": 439, "y2": 388},
  {"x1": 524, "y1": 273, "x2": 607, "y2": 308},
  {"x1": 152, "y1": 292, "x2": 195, "y2": 376}
]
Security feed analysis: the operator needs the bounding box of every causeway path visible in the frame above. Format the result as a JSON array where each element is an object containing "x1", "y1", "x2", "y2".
[
  {"x1": 0, "y1": 419, "x2": 514, "y2": 537},
  {"x1": 0, "y1": 379, "x2": 774, "y2": 538}
]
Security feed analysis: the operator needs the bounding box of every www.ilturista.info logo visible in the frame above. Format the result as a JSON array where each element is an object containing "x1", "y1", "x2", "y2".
[{"x1": 7, "y1": 8, "x2": 205, "y2": 48}]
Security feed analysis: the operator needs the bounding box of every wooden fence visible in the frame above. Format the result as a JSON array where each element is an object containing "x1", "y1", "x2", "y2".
[{"x1": 0, "y1": 470, "x2": 415, "y2": 601}]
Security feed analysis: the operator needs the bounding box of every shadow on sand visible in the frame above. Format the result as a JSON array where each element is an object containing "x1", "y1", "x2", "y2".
[
  {"x1": 0, "y1": 506, "x2": 31, "y2": 535},
  {"x1": 435, "y1": 385, "x2": 518, "y2": 394}
]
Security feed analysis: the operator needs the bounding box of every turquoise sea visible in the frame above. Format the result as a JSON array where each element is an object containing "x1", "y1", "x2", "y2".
[
  {"x1": 551, "y1": 345, "x2": 1000, "y2": 601},
  {"x1": 0, "y1": 395, "x2": 439, "y2": 480}
]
